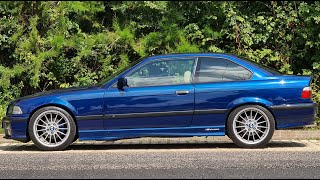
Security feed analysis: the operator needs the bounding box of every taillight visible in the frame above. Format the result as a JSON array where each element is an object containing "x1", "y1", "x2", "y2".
[{"x1": 301, "y1": 87, "x2": 312, "y2": 99}]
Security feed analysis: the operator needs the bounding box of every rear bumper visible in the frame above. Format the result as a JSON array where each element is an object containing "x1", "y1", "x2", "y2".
[
  {"x1": 2, "y1": 115, "x2": 29, "y2": 142},
  {"x1": 270, "y1": 103, "x2": 318, "y2": 129},
  {"x1": 270, "y1": 103, "x2": 317, "y2": 111}
]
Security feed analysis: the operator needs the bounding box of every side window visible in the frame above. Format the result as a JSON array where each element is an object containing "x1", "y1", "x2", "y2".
[
  {"x1": 224, "y1": 60, "x2": 252, "y2": 81},
  {"x1": 195, "y1": 57, "x2": 252, "y2": 83},
  {"x1": 126, "y1": 59, "x2": 195, "y2": 87}
]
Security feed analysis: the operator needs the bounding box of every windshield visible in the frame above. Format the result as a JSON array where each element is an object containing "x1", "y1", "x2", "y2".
[{"x1": 96, "y1": 57, "x2": 144, "y2": 86}]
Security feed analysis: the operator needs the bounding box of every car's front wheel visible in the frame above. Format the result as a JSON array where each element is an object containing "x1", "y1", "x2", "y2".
[
  {"x1": 227, "y1": 105, "x2": 275, "y2": 148},
  {"x1": 28, "y1": 106, "x2": 76, "y2": 151}
]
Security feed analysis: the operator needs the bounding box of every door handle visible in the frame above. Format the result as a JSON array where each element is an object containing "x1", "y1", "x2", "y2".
[{"x1": 175, "y1": 90, "x2": 190, "y2": 95}]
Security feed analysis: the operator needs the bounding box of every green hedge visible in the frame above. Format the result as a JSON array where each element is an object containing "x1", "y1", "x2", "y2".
[{"x1": 0, "y1": 1, "x2": 319, "y2": 124}]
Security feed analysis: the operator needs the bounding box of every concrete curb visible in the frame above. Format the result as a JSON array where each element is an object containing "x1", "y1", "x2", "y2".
[{"x1": 1, "y1": 129, "x2": 319, "y2": 144}]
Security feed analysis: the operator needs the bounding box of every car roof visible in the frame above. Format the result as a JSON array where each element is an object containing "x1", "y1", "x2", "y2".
[
  {"x1": 141, "y1": 53, "x2": 279, "y2": 78},
  {"x1": 145, "y1": 52, "x2": 237, "y2": 60}
]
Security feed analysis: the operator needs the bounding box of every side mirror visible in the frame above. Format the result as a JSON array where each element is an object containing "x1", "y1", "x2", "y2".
[{"x1": 117, "y1": 77, "x2": 128, "y2": 91}]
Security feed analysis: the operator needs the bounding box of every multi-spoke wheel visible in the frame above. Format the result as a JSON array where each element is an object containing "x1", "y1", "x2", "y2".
[
  {"x1": 227, "y1": 105, "x2": 275, "y2": 148},
  {"x1": 28, "y1": 106, "x2": 76, "y2": 151}
]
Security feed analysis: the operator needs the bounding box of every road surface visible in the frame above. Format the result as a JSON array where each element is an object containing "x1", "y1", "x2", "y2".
[{"x1": 0, "y1": 139, "x2": 319, "y2": 179}]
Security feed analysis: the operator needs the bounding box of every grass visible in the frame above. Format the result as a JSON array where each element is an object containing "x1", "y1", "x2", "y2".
[
  {"x1": 307, "y1": 137, "x2": 320, "y2": 140},
  {"x1": 302, "y1": 126, "x2": 320, "y2": 130}
]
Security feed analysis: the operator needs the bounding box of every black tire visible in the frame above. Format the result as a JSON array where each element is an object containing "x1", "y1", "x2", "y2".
[
  {"x1": 28, "y1": 106, "x2": 76, "y2": 151},
  {"x1": 72, "y1": 135, "x2": 79, "y2": 143},
  {"x1": 227, "y1": 105, "x2": 275, "y2": 148}
]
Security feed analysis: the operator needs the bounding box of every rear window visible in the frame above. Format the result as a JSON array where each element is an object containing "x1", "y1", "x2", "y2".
[{"x1": 241, "y1": 58, "x2": 283, "y2": 76}]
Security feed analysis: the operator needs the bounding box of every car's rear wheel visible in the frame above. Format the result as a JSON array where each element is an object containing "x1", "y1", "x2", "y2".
[
  {"x1": 28, "y1": 106, "x2": 76, "y2": 151},
  {"x1": 227, "y1": 105, "x2": 275, "y2": 148}
]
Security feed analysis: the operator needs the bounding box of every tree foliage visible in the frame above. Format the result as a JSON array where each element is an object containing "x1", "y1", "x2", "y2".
[{"x1": 0, "y1": 1, "x2": 319, "y2": 122}]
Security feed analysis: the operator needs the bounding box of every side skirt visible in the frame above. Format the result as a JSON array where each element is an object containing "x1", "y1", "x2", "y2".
[{"x1": 78, "y1": 126, "x2": 225, "y2": 141}]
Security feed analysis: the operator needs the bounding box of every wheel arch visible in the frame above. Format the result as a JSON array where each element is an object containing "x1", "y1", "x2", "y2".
[
  {"x1": 225, "y1": 102, "x2": 278, "y2": 135},
  {"x1": 26, "y1": 103, "x2": 79, "y2": 141}
]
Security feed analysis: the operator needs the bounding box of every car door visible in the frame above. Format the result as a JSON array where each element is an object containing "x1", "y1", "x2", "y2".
[
  {"x1": 193, "y1": 56, "x2": 253, "y2": 128},
  {"x1": 103, "y1": 57, "x2": 196, "y2": 129}
]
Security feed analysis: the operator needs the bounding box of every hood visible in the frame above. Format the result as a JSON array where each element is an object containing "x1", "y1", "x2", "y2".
[{"x1": 13, "y1": 85, "x2": 98, "y2": 103}]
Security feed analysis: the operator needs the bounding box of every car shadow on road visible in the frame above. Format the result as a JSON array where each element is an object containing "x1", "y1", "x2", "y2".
[{"x1": 0, "y1": 140, "x2": 307, "y2": 152}]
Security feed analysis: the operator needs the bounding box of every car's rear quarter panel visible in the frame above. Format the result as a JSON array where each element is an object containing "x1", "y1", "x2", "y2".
[{"x1": 193, "y1": 76, "x2": 316, "y2": 129}]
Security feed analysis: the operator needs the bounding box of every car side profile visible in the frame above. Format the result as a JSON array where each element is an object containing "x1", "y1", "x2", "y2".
[{"x1": 2, "y1": 53, "x2": 318, "y2": 150}]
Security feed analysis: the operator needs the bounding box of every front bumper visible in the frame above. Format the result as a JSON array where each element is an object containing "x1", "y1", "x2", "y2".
[
  {"x1": 2, "y1": 120, "x2": 12, "y2": 139},
  {"x1": 2, "y1": 115, "x2": 30, "y2": 142}
]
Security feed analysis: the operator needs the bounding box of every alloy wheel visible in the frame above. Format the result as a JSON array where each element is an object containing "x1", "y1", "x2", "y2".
[
  {"x1": 232, "y1": 107, "x2": 270, "y2": 145},
  {"x1": 33, "y1": 110, "x2": 71, "y2": 147}
]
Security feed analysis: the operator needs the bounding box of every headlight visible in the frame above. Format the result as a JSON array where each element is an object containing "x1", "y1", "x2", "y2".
[{"x1": 12, "y1": 106, "x2": 23, "y2": 114}]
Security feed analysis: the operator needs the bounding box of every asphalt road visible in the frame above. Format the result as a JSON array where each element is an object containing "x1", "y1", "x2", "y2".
[{"x1": 0, "y1": 140, "x2": 320, "y2": 179}]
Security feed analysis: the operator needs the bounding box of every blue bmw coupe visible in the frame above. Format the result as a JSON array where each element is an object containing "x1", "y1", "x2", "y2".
[{"x1": 2, "y1": 53, "x2": 318, "y2": 150}]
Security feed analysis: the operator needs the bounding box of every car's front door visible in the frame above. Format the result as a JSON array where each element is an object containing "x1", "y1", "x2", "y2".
[{"x1": 103, "y1": 57, "x2": 196, "y2": 129}]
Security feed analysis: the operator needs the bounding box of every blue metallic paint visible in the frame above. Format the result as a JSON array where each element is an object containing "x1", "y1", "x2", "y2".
[
  {"x1": 103, "y1": 84, "x2": 195, "y2": 129},
  {"x1": 2, "y1": 115, "x2": 29, "y2": 141},
  {"x1": 15, "y1": 86, "x2": 105, "y2": 117},
  {"x1": 2, "y1": 53, "x2": 317, "y2": 142},
  {"x1": 78, "y1": 126, "x2": 225, "y2": 141}
]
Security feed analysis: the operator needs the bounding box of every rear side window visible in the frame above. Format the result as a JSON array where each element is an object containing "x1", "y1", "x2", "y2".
[{"x1": 194, "y1": 57, "x2": 252, "y2": 83}]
